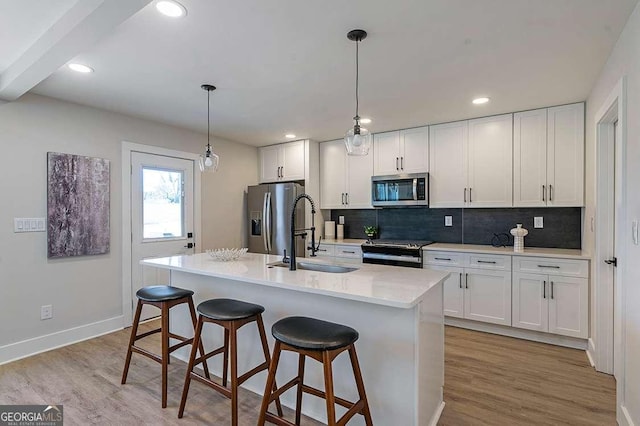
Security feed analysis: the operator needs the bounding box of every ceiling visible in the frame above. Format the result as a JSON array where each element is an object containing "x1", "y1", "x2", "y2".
[{"x1": 2, "y1": 0, "x2": 639, "y2": 146}]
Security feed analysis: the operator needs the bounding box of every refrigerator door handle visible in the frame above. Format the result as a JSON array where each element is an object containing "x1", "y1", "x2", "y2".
[
  {"x1": 266, "y1": 192, "x2": 273, "y2": 253},
  {"x1": 262, "y1": 193, "x2": 269, "y2": 252}
]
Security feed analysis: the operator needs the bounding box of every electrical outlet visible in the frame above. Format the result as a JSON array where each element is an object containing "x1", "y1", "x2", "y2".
[
  {"x1": 534, "y1": 217, "x2": 544, "y2": 229},
  {"x1": 41, "y1": 305, "x2": 53, "y2": 320},
  {"x1": 338, "y1": 215, "x2": 345, "y2": 225},
  {"x1": 445, "y1": 216, "x2": 453, "y2": 227}
]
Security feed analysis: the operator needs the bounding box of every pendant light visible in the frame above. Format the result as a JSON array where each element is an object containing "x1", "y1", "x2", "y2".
[
  {"x1": 199, "y1": 84, "x2": 219, "y2": 173},
  {"x1": 344, "y1": 29, "x2": 371, "y2": 156}
]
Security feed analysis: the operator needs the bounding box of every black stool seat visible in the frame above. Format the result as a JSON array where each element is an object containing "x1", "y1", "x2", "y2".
[
  {"x1": 272, "y1": 316, "x2": 359, "y2": 351},
  {"x1": 197, "y1": 298, "x2": 265, "y2": 321},
  {"x1": 136, "y1": 285, "x2": 194, "y2": 302}
]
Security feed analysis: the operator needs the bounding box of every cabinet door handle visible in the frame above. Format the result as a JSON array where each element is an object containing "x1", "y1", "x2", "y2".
[
  {"x1": 459, "y1": 273, "x2": 462, "y2": 289},
  {"x1": 465, "y1": 273, "x2": 469, "y2": 289},
  {"x1": 464, "y1": 188, "x2": 467, "y2": 203},
  {"x1": 469, "y1": 188, "x2": 472, "y2": 203},
  {"x1": 542, "y1": 185, "x2": 546, "y2": 202},
  {"x1": 537, "y1": 265, "x2": 560, "y2": 269},
  {"x1": 345, "y1": 193, "x2": 349, "y2": 205},
  {"x1": 281, "y1": 166, "x2": 284, "y2": 177},
  {"x1": 551, "y1": 281, "x2": 554, "y2": 299},
  {"x1": 477, "y1": 260, "x2": 497, "y2": 264},
  {"x1": 341, "y1": 193, "x2": 345, "y2": 205},
  {"x1": 543, "y1": 280, "x2": 546, "y2": 299},
  {"x1": 549, "y1": 184, "x2": 553, "y2": 201},
  {"x1": 434, "y1": 257, "x2": 451, "y2": 261},
  {"x1": 342, "y1": 250, "x2": 356, "y2": 254},
  {"x1": 401, "y1": 157, "x2": 404, "y2": 170},
  {"x1": 396, "y1": 157, "x2": 399, "y2": 171}
]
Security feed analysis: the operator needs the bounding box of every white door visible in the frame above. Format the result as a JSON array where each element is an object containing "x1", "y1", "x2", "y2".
[
  {"x1": 282, "y1": 140, "x2": 305, "y2": 180},
  {"x1": 548, "y1": 277, "x2": 588, "y2": 338},
  {"x1": 346, "y1": 150, "x2": 373, "y2": 208},
  {"x1": 131, "y1": 152, "x2": 195, "y2": 320},
  {"x1": 467, "y1": 114, "x2": 513, "y2": 207},
  {"x1": 464, "y1": 269, "x2": 512, "y2": 326},
  {"x1": 259, "y1": 145, "x2": 280, "y2": 183},
  {"x1": 400, "y1": 127, "x2": 429, "y2": 173},
  {"x1": 513, "y1": 109, "x2": 547, "y2": 207},
  {"x1": 320, "y1": 140, "x2": 347, "y2": 209},
  {"x1": 428, "y1": 121, "x2": 468, "y2": 208},
  {"x1": 373, "y1": 131, "x2": 400, "y2": 175},
  {"x1": 512, "y1": 272, "x2": 549, "y2": 332}
]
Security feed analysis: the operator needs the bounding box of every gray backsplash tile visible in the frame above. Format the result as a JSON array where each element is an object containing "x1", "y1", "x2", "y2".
[{"x1": 330, "y1": 207, "x2": 581, "y2": 249}]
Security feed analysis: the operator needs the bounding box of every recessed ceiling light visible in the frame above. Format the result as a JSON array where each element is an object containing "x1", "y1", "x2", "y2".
[
  {"x1": 360, "y1": 118, "x2": 372, "y2": 124},
  {"x1": 68, "y1": 63, "x2": 94, "y2": 73},
  {"x1": 156, "y1": 0, "x2": 187, "y2": 17},
  {"x1": 472, "y1": 97, "x2": 490, "y2": 105},
  {"x1": 285, "y1": 134, "x2": 297, "y2": 139}
]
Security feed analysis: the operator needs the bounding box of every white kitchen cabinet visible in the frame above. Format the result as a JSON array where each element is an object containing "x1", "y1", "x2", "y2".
[
  {"x1": 428, "y1": 121, "x2": 468, "y2": 208},
  {"x1": 373, "y1": 127, "x2": 428, "y2": 175},
  {"x1": 429, "y1": 115, "x2": 512, "y2": 208},
  {"x1": 512, "y1": 256, "x2": 588, "y2": 338},
  {"x1": 425, "y1": 252, "x2": 511, "y2": 326},
  {"x1": 320, "y1": 139, "x2": 373, "y2": 209},
  {"x1": 467, "y1": 114, "x2": 513, "y2": 207},
  {"x1": 313, "y1": 240, "x2": 362, "y2": 264},
  {"x1": 259, "y1": 140, "x2": 305, "y2": 183},
  {"x1": 514, "y1": 103, "x2": 584, "y2": 207}
]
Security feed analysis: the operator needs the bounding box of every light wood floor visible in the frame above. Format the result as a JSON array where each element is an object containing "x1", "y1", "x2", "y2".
[
  {"x1": 438, "y1": 326, "x2": 616, "y2": 425},
  {"x1": 0, "y1": 323, "x2": 615, "y2": 425}
]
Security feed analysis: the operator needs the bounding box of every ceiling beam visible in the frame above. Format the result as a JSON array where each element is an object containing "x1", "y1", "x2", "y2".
[{"x1": 0, "y1": 0, "x2": 152, "y2": 101}]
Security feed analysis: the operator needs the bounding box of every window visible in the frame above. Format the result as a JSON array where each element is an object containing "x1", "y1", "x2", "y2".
[{"x1": 142, "y1": 168, "x2": 184, "y2": 239}]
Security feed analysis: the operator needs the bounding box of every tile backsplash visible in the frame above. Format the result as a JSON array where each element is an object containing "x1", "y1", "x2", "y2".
[{"x1": 330, "y1": 207, "x2": 582, "y2": 249}]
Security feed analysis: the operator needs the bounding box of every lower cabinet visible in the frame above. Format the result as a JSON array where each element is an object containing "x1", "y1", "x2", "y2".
[
  {"x1": 314, "y1": 242, "x2": 362, "y2": 264},
  {"x1": 513, "y1": 272, "x2": 588, "y2": 338}
]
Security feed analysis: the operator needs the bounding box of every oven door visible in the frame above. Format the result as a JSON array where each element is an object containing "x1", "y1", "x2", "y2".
[{"x1": 371, "y1": 173, "x2": 428, "y2": 207}]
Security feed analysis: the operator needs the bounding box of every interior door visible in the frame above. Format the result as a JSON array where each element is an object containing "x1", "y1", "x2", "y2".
[{"x1": 131, "y1": 152, "x2": 195, "y2": 320}]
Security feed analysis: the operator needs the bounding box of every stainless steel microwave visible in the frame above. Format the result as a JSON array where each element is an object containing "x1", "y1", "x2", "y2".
[{"x1": 371, "y1": 173, "x2": 429, "y2": 207}]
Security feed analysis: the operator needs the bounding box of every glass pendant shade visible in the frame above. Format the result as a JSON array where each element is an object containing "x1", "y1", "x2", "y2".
[
  {"x1": 199, "y1": 148, "x2": 219, "y2": 173},
  {"x1": 345, "y1": 123, "x2": 372, "y2": 156}
]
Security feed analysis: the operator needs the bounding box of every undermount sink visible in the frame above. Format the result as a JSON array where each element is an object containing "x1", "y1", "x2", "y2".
[{"x1": 267, "y1": 261, "x2": 358, "y2": 273}]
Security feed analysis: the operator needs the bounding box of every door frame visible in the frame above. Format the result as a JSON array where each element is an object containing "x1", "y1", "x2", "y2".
[
  {"x1": 593, "y1": 77, "x2": 626, "y2": 390},
  {"x1": 121, "y1": 141, "x2": 202, "y2": 326}
]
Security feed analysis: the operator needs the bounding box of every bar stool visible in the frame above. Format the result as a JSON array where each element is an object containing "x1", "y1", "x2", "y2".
[
  {"x1": 178, "y1": 298, "x2": 283, "y2": 425},
  {"x1": 258, "y1": 316, "x2": 373, "y2": 426},
  {"x1": 121, "y1": 285, "x2": 210, "y2": 408}
]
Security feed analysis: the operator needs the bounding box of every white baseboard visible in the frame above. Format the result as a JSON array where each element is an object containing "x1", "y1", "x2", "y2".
[
  {"x1": 0, "y1": 316, "x2": 124, "y2": 365},
  {"x1": 428, "y1": 401, "x2": 446, "y2": 426},
  {"x1": 620, "y1": 405, "x2": 635, "y2": 426},
  {"x1": 445, "y1": 318, "x2": 588, "y2": 350},
  {"x1": 586, "y1": 338, "x2": 596, "y2": 367}
]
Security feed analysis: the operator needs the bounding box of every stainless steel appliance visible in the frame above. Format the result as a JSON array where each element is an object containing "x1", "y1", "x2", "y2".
[
  {"x1": 361, "y1": 239, "x2": 434, "y2": 268},
  {"x1": 247, "y1": 183, "x2": 305, "y2": 256},
  {"x1": 371, "y1": 173, "x2": 429, "y2": 207}
]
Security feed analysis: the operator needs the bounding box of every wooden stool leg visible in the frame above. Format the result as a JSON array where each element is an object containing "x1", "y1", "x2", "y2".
[
  {"x1": 322, "y1": 350, "x2": 337, "y2": 426},
  {"x1": 121, "y1": 299, "x2": 143, "y2": 384},
  {"x1": 178, "y1": 315, "x2": 204, "y2": 418},
  {"x1": 160, "y1": 302, "x2": 170, "y2": 408},
  {"x1": 349, "y1": 346, "x2": 373, "y2": 426},
  {"x1": 257, "y1": 341, "x2": 282, "y2": 425},
  {"x1": 230, "y1": 322, "x2": 239, "y2": 426},
  {"x1": 222, "y1": 328, "x2": 230, "y2": 387},
  {"x1": 256, "y1": 315, "x2": 283, "y2": 417},
  {"x1": 187, "y1": 297, "x2": 210, "y2": 379},
  {"x1": 295, "y1": 354, "x2": 306, "y2": 425}
]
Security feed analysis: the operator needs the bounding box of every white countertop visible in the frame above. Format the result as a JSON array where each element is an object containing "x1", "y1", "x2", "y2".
[
  {"x1": 317, "y1": 238, "x2": 367, "y2": 246},
  {"x1": 142, "y1": 252, "x2": 448, "y2": 309},
  {"x1": 424, "y1": 243, "x2": 590, "y2": 260}
]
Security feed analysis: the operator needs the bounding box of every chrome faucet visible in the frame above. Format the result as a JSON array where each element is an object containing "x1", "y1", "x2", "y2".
[{"x1": 289, "y1": 194, "x2": 319, "y2": 271}]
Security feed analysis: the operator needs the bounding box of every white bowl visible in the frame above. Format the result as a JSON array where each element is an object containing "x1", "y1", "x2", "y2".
[{"x1": 206, "y1": 248, "x2": 248, "y2": 261}]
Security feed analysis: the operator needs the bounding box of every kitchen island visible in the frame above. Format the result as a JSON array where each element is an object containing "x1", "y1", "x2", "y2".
[{"x1": 142, "y1": 253, "x2": 448, "y2": 426}]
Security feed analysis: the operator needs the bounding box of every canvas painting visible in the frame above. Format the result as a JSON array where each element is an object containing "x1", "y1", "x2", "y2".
[{"x1": 47, "y1": 152, "x2": 110, "y2": 258}]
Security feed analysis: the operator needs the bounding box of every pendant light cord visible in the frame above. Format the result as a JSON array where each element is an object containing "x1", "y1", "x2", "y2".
[
  {"x1": 355, "y1": 39, "x2": 359, "y2": 119},
  {"x1": 207, "y1": 88, "x2": 211, "y2": 150}
]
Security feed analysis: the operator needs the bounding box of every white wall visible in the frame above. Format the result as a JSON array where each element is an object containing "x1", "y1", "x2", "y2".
[
  {"x1": 585, "y1": 3, "x2": 640, "y2": 423},
  {"x1": 0, "y1": 94, "x2": 257, "y2": 358}
]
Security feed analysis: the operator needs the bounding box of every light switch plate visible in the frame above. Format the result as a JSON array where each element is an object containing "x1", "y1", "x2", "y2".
[
  {"x1": 534, "y1": 217, "x2": 544, "y2": 229},
  {"x1": 445, "y1": 216, "x2": 453, "y2": 227},
  {"x1": 14, "y1": 218, "x2": 46, "y2": 233}
]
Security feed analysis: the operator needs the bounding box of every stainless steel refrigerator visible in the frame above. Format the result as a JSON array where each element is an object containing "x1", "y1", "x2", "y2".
[{"x1": 247, "y1": 182, "x2": 306, "y2": 257}]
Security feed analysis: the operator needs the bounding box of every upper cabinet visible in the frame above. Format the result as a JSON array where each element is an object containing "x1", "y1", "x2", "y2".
[
  {"x1": 429, "y1": 114, "x2": 513, "y2": 208},
  {"x1": 259, "y1": 140, "x2": 305, "y2": 183},
  {"x1": 514, "y1": 103, "x2": 584, "y2": 207},
  {"x1": 373, "y1": 127, "x2": 428, "y2": 175},
  {"x1": 320, "y1": 139, "x2": 373, "y2": 209}
]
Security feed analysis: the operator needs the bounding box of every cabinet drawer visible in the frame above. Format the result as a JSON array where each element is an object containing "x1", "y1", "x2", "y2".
[
  {"x1": 513, "y1": 257, "x2": 588, "y2": 278},
  {"x1": 334, "y1": 245, "x2": 362, "y2": 259},
  {"x1": 424, "y1": 251, "x2": 464, "y2": 267},
  {"x1": 466, "y1": 254, "x2": 511, "y2": 271},
  {"x1": 315, "y1": 244, "x2": 335, "y2": 257}
]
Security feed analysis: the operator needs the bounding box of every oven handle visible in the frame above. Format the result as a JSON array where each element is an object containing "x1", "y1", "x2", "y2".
[{"x1": 362, "y1": 252, "x2": 422, "y2": 264}]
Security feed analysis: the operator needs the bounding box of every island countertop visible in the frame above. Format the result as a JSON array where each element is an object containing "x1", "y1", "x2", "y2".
[{"x1": 142, "y1": 252, "x2": 448, "y2": 309}]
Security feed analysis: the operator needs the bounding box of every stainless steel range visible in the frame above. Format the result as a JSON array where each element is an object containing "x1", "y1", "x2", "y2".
[{"x1": 361, "y1": 239, "x2": 435, "y2": 268}]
